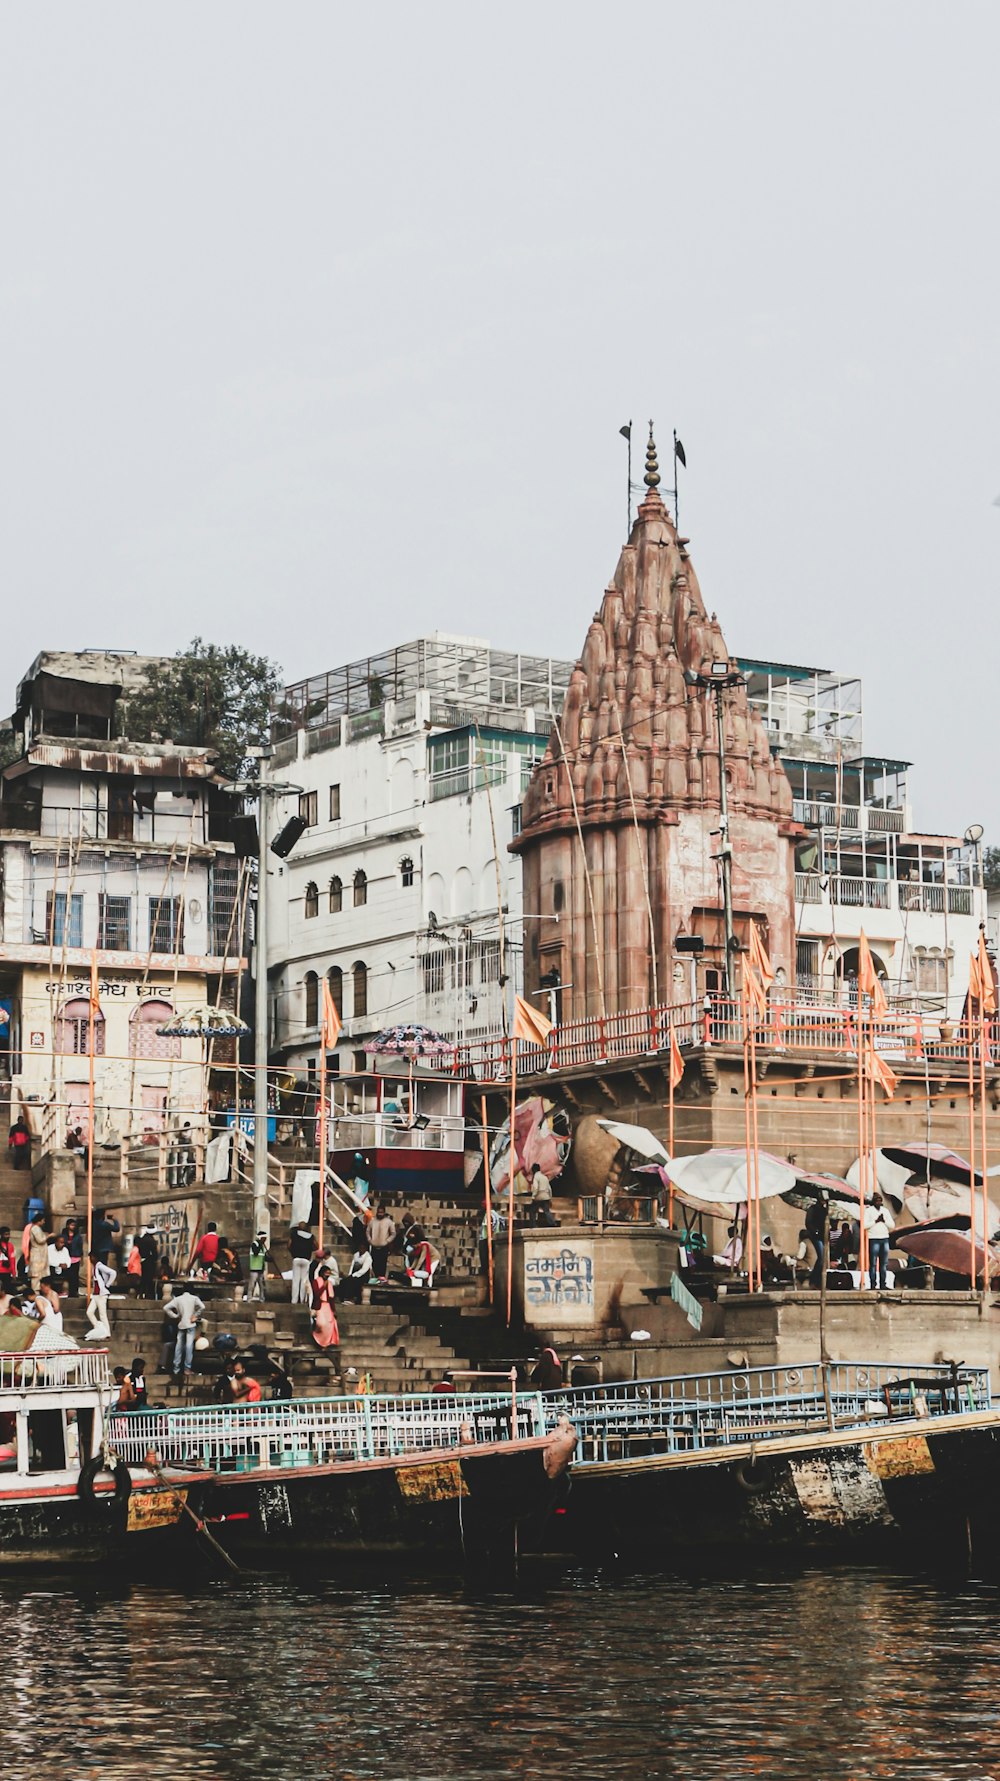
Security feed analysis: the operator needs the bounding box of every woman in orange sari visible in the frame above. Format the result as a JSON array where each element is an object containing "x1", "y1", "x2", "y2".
[{"x1": 310, "y1": 1265, "x2": 340, "y2": 1351}]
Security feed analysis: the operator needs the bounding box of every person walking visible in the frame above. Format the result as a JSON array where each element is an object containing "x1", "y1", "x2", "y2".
[
  {"x1": 164, "y1": 1285, "x2": 206, "y2": 1380},
  {"x1": 0, "y1": 1226, "x2": 18, "y2": 1291},
  {"x1": 85, "y1": 1254, "x2": 116, "y2": 1340},
  {"x1": 138, "y1": 1226, "x2": 159, "y2": 1300},
  {"x1": 7, "y1": 1114, "x2": 32, "y2": 1172},
  {"x1": 368, "y1": 1205, "x2": 396, "y2": 1279},
  {"x1": 865, "y1": 1193, "x2": 895, "y2": 1291},
  {"x1": 64, "y1": 1220, "x2": 84, "y2": 1297},
  {"x1": 529, "y1": 1164, "x2": 555, "y2": 1227},
  {"x1": 92, "y1": 1210, "x2": 121, "y2": 1269},
  {"x1": 289, "y1": 1222, "x2": 314, "y2": 1305}
]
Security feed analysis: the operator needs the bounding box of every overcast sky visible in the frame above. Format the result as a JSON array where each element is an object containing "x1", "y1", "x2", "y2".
[{"x1": 2, "y1": 2, "x2": 997, "y2": 833}]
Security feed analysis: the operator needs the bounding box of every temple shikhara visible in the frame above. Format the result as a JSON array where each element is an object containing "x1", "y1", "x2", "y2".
[{"x1": 514, "y1": 427, "x2": 801, "y2": 1019}]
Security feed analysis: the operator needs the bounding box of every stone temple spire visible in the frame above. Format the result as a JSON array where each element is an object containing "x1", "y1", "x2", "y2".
[{"x1": 643, "y1": 421, "x2": 661, "y2": 489}]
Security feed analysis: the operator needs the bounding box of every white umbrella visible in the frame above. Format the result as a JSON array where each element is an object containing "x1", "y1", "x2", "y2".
[
  {"x1": 596, "y1": 1119, "x2": 670, "y2": 1165},
  {"x1": 157, "y1": 1003, "x2": 249, "y2": 1039},
  {"x1": 666, "y1": 1147, "x2": 796, "y2": 1206}
]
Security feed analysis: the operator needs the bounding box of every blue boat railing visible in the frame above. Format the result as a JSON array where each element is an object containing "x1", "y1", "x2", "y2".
[
  {"x1": 542, "y1": 1360, "x2": 992, "y2": 1462},
  {"x1": 108, "y1": 1388, "x2": 549, "y2": 1471}
]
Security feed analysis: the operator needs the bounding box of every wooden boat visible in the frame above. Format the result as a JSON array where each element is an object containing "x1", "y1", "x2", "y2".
[
  {"x1": 108, "y1": 1387, "x2": 576, "y2": 1568},
  {"x1": 0, "y1": 1340, "x2": 190, "y2": 1568},
  {"x1": 539, "y1": 1360, "x2": 1000, "y2": 1571}
]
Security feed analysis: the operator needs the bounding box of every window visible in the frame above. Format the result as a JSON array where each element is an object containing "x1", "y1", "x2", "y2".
[
  {"x1": 399, "y1": 856, "x2": 415, "y2": 888},
  {"x1": 329, "y1": 876, "x2": 342, "y2": 914},
  {"x1": 421, "y1": 947, "x2": 446, "y2": 996},
  {"x1": 329, "y1": 784, "x2": 341, "y2": 822},
  {"x1": 98, "y1": 893, "x2": 131, "y2": 951},
  {"x1": 148, "y1": 896, "x2": 183, "y2": 953},
  {"x1": 129, "y1": 999, "x2": 181, "y2": 1060},
  {"x1": 55, "y1": 997, "x2": 105, "y2": 1056},
  {"x1": 796, "y1": 940, "x2": 819, "y2": 987},
  {"x1": 914, "y1": 949, "x2": 948, "y2": 994},
  {"x1": 46, "y1": 891, "x2": 84, "y2": 948},
  {"x1": 304, "y1": 881, "x2": 319, "y2": 919},
  {"x1": 353, "y1": 1050, "x2": 368, "y2": 1074},
  {"x1": 353, "y1": 869, "x2": 367, "y2": 907},
  {"x1": 352, "y1": 960, "x2": 368, "y2": 1018},
  {"x1": 299, "y1": 791, "x2": 318, "y2": 827},
  {"x1": 327, "y1": 966, "x2": 343, "y2": 1016},
  {"x1": 304, "y1": 971, "x2": 319, "y2": 1028},
  {"x1": 476, "y1": 938, "x2": 501, "y2": 983}
]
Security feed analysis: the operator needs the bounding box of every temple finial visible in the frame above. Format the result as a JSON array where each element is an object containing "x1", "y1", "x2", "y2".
[{"x1": 643, "y1": 421, "x2": 661, "y2": 490}]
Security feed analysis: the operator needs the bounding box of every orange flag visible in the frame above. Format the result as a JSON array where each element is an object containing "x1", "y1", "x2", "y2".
[
  {"x1": 321, "y1": 977, "x2": 342, "y2": 1050},
  {"x1": 513, "y1": 994, "x2": 554, "y2": 1047},
  {"x1": 748, "y1": 921, "x2": 775, "y2": 992},
  {"x1": 977, "y1": 932, "x2": 996, "y2": 1014},
  {"x1": 668, "y1": 1023, "x2": 684, "y2": 1091},
  {"x1": 866, "y1": 1047, "x2": 898, "y2": 1100},
  {"x1": 858, "y1": 929, "x2": 888, "y2": 1017},
  {"x1": 89, "y1": 950, "x2": 100, "y2": 1011},
  {"x1": 742, "y1": 962, "x2": 767, "y2": 1021}
]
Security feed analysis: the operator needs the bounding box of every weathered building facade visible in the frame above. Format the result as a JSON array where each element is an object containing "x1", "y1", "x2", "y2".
[{"x1": 513, "y1": 432, "x2": 801, "y2": 1018}]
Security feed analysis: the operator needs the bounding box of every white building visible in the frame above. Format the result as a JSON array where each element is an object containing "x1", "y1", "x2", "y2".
[
  {"x1": 265, "y1": 634, "x2": 574, "y2": 1078},
  {"x1": 740, "y1": 658, "x2": 985, "y2": 1010},
  {"x1": 0, "y1": 653, "x2": 247, "y2": 1165}
]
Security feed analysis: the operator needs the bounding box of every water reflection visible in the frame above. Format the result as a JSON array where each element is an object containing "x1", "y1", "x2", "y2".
[{"x1": 3, "y1": 1566, "x2": 998, "y2": 1778}]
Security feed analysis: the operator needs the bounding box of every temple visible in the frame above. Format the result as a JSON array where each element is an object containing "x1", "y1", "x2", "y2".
[{"x1": 513, "y1": 426, "x2": 801, "y2": 1018}]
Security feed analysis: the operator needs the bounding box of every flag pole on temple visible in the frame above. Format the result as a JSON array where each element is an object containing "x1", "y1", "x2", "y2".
[
  {"x1": 667, "y1": 1020, "x2": 683, "y2": 1229},
  {"x1": 86, "y1": 949, "x2": 99, "y2": 1296},
  {"x1": 318, "y1": 979, "x2": 342, "y2": 1252},
  {"x1": 509, "y1": 995, "x2": 554, "y2": 1325}
]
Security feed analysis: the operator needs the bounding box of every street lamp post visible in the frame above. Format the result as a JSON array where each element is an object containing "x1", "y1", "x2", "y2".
[{"x1": 684, "y1": 664, "x2": 745, "y2": 995}]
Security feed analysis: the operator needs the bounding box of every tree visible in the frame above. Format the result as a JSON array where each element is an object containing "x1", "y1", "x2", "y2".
[
  {"x1": 983, "y1": 846, "x2": 1000, "y2": 894},
  {"x1": 119, "y1": 639, "x2": 283, "y2": 779}
]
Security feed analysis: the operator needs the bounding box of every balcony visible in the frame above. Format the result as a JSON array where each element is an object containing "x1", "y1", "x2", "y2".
[
  {"x1": 899, "y1": 883, "x2": 973, "y2": 916},
  {"x1": 830, "y1": 875, "x2": 890, "y2": 909},
  {"x1": 792, "y1": 799, "x2": 904, "y2": 834}
]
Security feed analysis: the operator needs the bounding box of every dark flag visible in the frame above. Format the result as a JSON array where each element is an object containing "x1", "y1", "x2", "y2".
[
  {"x1": 674, "y1": 436, "x2": 687, "y2": 467},
  {"x1": 619, "y1": 423, "x2": 631, "y2": 440}
]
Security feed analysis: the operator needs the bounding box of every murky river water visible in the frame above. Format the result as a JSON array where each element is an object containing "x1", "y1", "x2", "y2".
[{"x1": 4, "y1": 1565, "x2": 997, "y2": 1778}]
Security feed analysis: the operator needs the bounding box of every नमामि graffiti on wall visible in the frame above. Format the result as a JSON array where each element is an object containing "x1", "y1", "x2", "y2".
[{"x1": 522, "y1": 1240, "x2": 594, "y2": 1325}]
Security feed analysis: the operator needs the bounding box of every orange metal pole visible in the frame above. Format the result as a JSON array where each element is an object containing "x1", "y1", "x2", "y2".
[
  {"x1": 667, "y1": 1025, "x2": 676, "y2": 1230},
  {"x1": 317, "y1": 1043, "x2": 326, "y2": 1250},
  {"x1": 742, "y1": 979, "x2": 754, "y2": 1292},
  {"x1": 480, "y1": 1092, "x2": 495, "y2": 1305},
  {"x1": 749, "y1": 1019, "x2": 762, "y2": 1290},
  {"x1": 968, "y1": 1016, "x2": 977, "y2": 1290},
  {"x1": 86, "y1": 995, "x2": 95, "y2": 1298},
  {"x1": 979, "y1": 1009, "x2": 989, "y2": 1293},
  {"x1": 856, "y1": 1001, "x2": 867, "y2": 1285},
  {"x1": 506, "y1": 1043, "x2": 517, "y2": 1326}
]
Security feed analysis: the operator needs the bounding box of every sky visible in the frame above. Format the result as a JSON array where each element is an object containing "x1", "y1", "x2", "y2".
[{"x1": 1, "y1": 1, "x2": 998, "y2": 834}]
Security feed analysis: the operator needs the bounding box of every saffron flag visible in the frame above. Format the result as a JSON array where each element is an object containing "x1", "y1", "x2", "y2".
[
  {"x1": 866, "y1": 1047, "x2": 898, "y2": 1100},
  {"x1": 857, "y1": 929, "x2": 888, "y2": 1017},
  {"x1": 742, "y1": 962, "x2": 767, "y2": 1021},
  {"x1": 978, "y1": 932, "x2": 996, "y2": 1014},
  {"x1": 748, "y1": 921, "x2": 775, "y2": 992},
  {"x1": 321, "y1": 978, "x2": 342, "y2": 1050},
  {"x1": 513, "y1": 994, "x2": 554, "y2": 1048},
  {"x1": 89, "y1": 950, "x2": 100, "y2": 1012},
  {"x1": 668, "y1": 1023, "x2": 684, "y2": 1091}
]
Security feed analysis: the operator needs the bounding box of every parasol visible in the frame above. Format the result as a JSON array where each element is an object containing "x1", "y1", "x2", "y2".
[
  {"x1": 782, "y1": 1169, "x2": 871, "y2": 1218},
  {"x1": 596, "y1": 1120, "x2": 670, "y2": 1165},
  {"x1": 156, "y1": 1003, "x2": 249, "y2": 1039},
  {"x1": 363, "y1": 1023, "x2": 454, "y2": 1060},
  {"x1": 901, "y1": 1178, "x2": 1000, "y2": 1230},
  {"x1": 665, "y1": 1148, "x2": 797, "y2": 1206},
  {"x1": 880, "y1": 1142, "x2": 982, "y2": 1188},
  {"x1": 894, "y1": 1220, "x2": 1000, "y2": 1283}
]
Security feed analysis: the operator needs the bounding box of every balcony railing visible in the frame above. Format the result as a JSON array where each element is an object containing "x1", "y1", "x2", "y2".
[
  {"x1": 900, "y1": 883, "x2": 973, "y2": 916},
  {"x1": 795, "y1": 873, "x2": 823, "y2": 904},
  {"x1": 830, "y1": 875, "x2": 890, "y2": 909},
  {"x1": 792, "y1": 801, "x2": 904, "y2": 834}
]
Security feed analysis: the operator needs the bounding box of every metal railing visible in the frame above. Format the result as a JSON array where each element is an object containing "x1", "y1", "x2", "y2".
[
  {"x1": 542, "y1": 1362, "x2": 991, "y2": 1461},
  {"x1": 108, "y1": 1388, "x2": 547, "y2": 1469},
  {"x1": 0, "y1": 1348, "x2": 111, "y2": 1392}
]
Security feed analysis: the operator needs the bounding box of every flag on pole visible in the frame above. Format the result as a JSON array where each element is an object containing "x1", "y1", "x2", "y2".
[
  {"x1": 977, "y1": 931, "x2": 996, "y2": 1014},
  {"x1": 866, "y1": 1047, "x2": 899, "y2": 1100},
  {"x1": 742, "y1": 962, "x2": 767, "y2": 1021},
  {"x1": 674, "y1": 436, "x2": 687, "y2": 467},
  {"x1": 857, "y1": 929, "x2": 888, "y2": 1017},
  {"x1": 668, "y1": 1023, "x2": 684, "y2": 1091},
  {"x1": 748, "y1": 921, "x2": 775, "y2": 992},
  {"x1": 513, "y1": 994, "x2": 554, "y2": 1047},
  {"x1": 89, "y1": 951, "x2": 100, "y2": 1011},
  {"x1": 321, "y1": 978, "x2": 342, "y2": 1050}
]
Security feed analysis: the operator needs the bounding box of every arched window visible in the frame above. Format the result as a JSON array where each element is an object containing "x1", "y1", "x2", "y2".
[
  {"x1": 129, "y1": 999, "x2": 181, "y2": 1060},
  {"x1": 327, "y1": 965, "x2": 343, "y2": 1016},
  {"x1": 353, "y1": 869, "x2": 367, "y2": 907},
  {"x1": 304, "y1": 882, "x2": 319, "y2": 919},
  {"x1": 329, "y1": 875, "x2": 342, "y2": 914},
  {"x1": 399, "y1": 856, "x2": 415, "y2": 889},
  {"x1": 55, "y1": 997, "x2": 105, "y2": 1056},
  {"x1": 304, "y1": 971, "x2": 319, "y2": 1028},
  {"x1": 352, "y1": 961, "x2": 368, "y2": 1019}
]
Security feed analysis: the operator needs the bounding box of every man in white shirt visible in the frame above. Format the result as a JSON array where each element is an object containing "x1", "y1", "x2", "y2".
[
  {"x1": 864, "y1": 1194, "x2": 895, "y2": 1290},
  {"x1": 85, "y1": 1255, "x2": 116, "y2": 1340},
  {"x1": 164, "y1": 1287, "x2": 206, "y2": 1379}
]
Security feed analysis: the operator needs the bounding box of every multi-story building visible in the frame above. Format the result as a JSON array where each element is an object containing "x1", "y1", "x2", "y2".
[
  {"x1": 740, "y1": 658, "x2": 984, "y2": 1008},
  {"x1": 265, "y1": 634, "x2": 574, "y2": 1077},
  {"x1": 0, "y1": 652, "x2": 247, "y2": 1157}
]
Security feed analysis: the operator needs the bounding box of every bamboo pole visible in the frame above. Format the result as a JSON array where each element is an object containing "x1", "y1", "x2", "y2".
[
  {"x1": 979, "y1": 1007, "x2": 989, "y2": 1296},
  {"x1": 317, "y1": 1041, "x2": 327, "y2": 1250},
  {"x1": 480, "y1": 1091, "x2": 495, "y2": 1305},
  {"x1": 968, "y1": 1012, "x2": 977, "y2": 1290},
  {"x1": 506, "y1": 1042, "x2": 517, "y2": 1326}
]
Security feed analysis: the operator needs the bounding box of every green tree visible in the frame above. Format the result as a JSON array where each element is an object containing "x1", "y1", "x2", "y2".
[
  {"x1": 120, "y1": 639, "x2": 283, "y2": 779},
  {"x1": 983, "y1": 846, "x2": 1000, "y2": 894}
]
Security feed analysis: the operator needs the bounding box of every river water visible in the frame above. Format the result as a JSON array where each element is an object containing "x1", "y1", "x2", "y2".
[{"x1": 5, "y1": 1565, "x2": 997, "y2": 1778}]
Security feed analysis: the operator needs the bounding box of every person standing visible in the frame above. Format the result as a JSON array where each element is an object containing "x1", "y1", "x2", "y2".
[
  {"x1": 0, "y1": 1226, "x2": 18, "y2": 1291},
  {"x1": 85, "y1": 1254, "x2": 116, "y2": 1340},
  {"x1": 289, "y1": 1222, "x2": 314, "y2": 1305},
  {"x1": 368, "y1": 1205, "x2": 396, "y2": 1279},
  {"x1": 865, "y1": 1193, "x2": 895, "y2": 1291},
  {"x1": 92, "y1": 1210, "x2": 121, "y2": 1269},
  {"x1": 247, "y1": 1231, "x2": 273, "y2": 1302},
  {"x1": 28, "y1": 1213, "x2": 52, "y2": 1294},
  {"x1": 310, "y1": 1265, "x2": 340, "y2": 1354},
  {"x1": 7, "y1": 1114, "x2": 31, "y2": 1171},
  {"x1": 64, "y1": 1220, "x2": 84, "y2": 1297},
  {"x1": 529, "y1": 1165, "x2": 555, "y2": 1227},
  {"x1": 138, "y1": 1226, "x2": 159, "y2": 1300},
  {"x1": 164, "y1": 1285, "x2": 206, "y2": 1380},
  {"x1": 191, "y1": 1222, "x2": 220, "y2": 1274}
]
